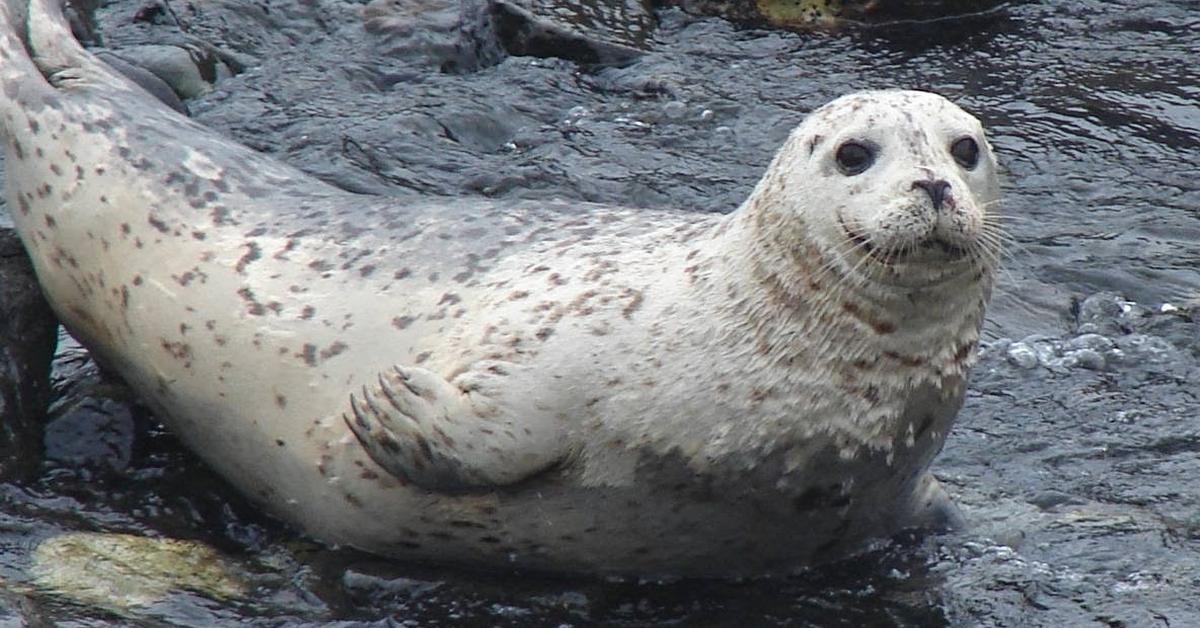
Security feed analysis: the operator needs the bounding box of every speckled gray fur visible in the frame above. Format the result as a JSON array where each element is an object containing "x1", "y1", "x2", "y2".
[{"x1": 0, "y1": 0, "x2": 1001, "y2": 576}]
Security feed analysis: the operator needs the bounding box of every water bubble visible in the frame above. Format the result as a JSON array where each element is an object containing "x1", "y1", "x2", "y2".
[{"x1": 699, "y1": 108, "x2": 715, "y2": 122}]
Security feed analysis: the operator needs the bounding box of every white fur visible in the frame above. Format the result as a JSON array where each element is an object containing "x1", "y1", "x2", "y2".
[{"x1": 0, "y1": 0, "x2": 1000, "y2": 576}]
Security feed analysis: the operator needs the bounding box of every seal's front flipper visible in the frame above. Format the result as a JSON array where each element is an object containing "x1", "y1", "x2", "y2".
[{"x1": 344, "y1": 365, "x2": 565, "y2": 492}]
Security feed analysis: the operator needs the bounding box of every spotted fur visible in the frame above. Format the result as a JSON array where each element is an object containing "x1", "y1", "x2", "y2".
[{"x1": 0, "y1": 0, "x2": 1000, "y2": 576}]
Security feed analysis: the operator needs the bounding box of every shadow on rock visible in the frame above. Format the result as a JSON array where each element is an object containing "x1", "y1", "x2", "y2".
[{"x1": 0, "y1": 228, "x2": 58, "y2": 481}]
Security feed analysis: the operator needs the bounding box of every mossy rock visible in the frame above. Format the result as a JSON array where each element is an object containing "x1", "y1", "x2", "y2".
[
  {"x1": 30, "y1": 532, "x2": 249, "y2": 611},
  {"x1": 666, "y1": 0, "x2": 1008, "y2": 29}
]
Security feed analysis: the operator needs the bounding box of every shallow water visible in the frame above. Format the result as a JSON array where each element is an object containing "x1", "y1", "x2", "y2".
[{"x1": 0, "y1": 0, "x2": 1198, "y2": 624}]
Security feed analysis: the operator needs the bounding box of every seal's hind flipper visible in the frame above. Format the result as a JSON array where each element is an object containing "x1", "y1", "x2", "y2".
[{"x1": 344, "y1": 365, "x2": 565, "y2": 492}]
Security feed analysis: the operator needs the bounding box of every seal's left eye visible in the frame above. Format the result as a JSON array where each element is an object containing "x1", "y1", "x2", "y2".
[
  {"x1": 951, "y1": 137, "x2": 980, "y2": 169},
  {"x1": 835, "y1": 142, "x2": 875, "y2": 176}
]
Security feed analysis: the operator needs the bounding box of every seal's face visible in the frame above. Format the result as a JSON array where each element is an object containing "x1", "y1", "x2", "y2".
[{"x1": 780, "y1": 90, "x2": 1000, "y2": 286}]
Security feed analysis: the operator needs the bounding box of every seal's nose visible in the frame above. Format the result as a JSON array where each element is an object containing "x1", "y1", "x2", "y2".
[{"x1": 911, "y1": 179, "x2": 951, "y2": 211}]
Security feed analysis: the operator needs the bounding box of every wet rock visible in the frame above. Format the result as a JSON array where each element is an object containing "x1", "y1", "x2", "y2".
[
  {"x1": 94, "y1": 51, "x2": 190, "y2": 114},
  {"x1": 363, "y1": 0, "x2": 653, "y2": 71},
  {"x1": 31, "y1": 532, "x2": 249, "y2": 611},
  {"x1": 0, "y1": 228, "x2": 58, "y2": 481},
  {"x1": 664, "y1": 0, "x2": 1008, "y2": 30},
  {"x1": 490, "y1": 0, "x2": 653, "y2": 66},
  {"x1": 107, "y1": 42, "x2": 235, "y2": 100},
  {"x1": 66, "y1": 0, "x2": 104, "y2": 45},
  {"x1": 44, "y1": 396, "x2": 136, "y2": 472},
  {"x1": 363, "y1": 0, "x2": 502, "y2": 73},
  {"x1": 1005, "y1": 341, "x2": 1038, "y2": 369},
  {"x1": 64, "y1": 0, "x2": 245, "y2": 103}
]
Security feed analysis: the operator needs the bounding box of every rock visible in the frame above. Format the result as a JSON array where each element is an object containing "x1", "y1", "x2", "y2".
[
  {"x1": 95, "y1": 51, "x2": 190, "y2": 114},
  {"x1": 489, "y1": 0, "x2": 652, "y2": 66},
  {"x1": 664, "y1": 0, "x2": 1008, "y2": 30},
  {"x1": 31, "y1": 532, "x2": 249, "y2": 611},
  {"x1": 363, "y1": 0, "x2": 653, "y2": 71},
  {"x1": 363, "y1": 0, "x2": 503, "y2": 72},
  {"x1": 0, "y1": 228, "x2": 59, "y2": 481},
  {"x1": 66, "y1": 0, "x2": 243, "y2": 104},
  {"x1": 107, "y1": 43, "x2": 234, "y2": 100},
  {"x1": 66, "y1": 0, "x2": 104, "y2": 46}
]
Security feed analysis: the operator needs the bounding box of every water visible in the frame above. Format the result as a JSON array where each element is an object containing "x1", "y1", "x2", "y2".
[{"x1": 1, "y1": 0, "x2": 1198, "y2": 624}]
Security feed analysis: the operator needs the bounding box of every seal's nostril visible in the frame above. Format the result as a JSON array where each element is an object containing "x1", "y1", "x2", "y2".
[{"x1": 911, "y1": 179, "x2": 951, "y2": 210}]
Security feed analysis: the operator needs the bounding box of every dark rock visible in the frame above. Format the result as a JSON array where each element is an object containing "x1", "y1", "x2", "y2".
[
  {"x1": 95, "y1": 50, "x2": 191, "y2": 114},
  {"x1": 44, "y1": 396, "x2": 137, "y2": 472},
  {"x1": 107, "y1": 42, "x2": 235, "y2": 100},
  {"x1": 68, "y1": 0, "x2": 245, "y2": 103},
  {"x1": 67, "y1": 0, "x2": 104, "y2": 46},
  {"x1": 0, "y1": 228, "x2": 59, "y2": 480},
  {"x1": 363, "y1": 0, "x2": 653, "y2": 71},
  {"x1": 363, "y1": 0, "x2": 504, "y2": 73},
  {"x1": 489, "y1": 0, "x2": 653, "y2": 66}
]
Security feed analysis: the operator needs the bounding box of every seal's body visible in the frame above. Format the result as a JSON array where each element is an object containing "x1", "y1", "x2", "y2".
[{"x1": 0, "y1": 0, "x2": 1000, "y2": 576}]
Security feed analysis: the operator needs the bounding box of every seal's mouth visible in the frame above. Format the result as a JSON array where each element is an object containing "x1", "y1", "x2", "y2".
[{"x1": 839, "y1": 216, "x2": 970, "y2": 264}]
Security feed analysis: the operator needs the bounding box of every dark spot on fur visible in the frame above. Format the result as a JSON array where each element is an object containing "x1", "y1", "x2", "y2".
[
  {"x1": 147, "y1": 215, "x2": 170, "y2": 233},
  {"x1": 392, "y1": 315, "x2": 415, "y2": 330},
  {"x1": 237, "y1": 287, "x2": 267, "y2": 316},
  {"x1": 883, "y1": 351, "x2": 924, "y2": 367},
  {"x1": 236, "y1": 241, "x2": 262, "y2": 274},
  {"x1": 842, "y1": 301, "x2": 895, "y2": 335},
  {"x1": 160, "y1": 339, "x2": 192, "y2": 361},
  {"x1": 299, "y1": 343, "x2": 318, "y2": 366},
  {"x1": 320, "y1": 341, "x2": 348, "y2": 360}
]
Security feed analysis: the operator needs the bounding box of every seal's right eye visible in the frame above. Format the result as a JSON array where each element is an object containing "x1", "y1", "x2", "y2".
[
  {"x1": 950, "y1": 137, "x2": 980, "y2": 169},
  {"x1": 835, "y1": 142, "x2": 875, "y2": 176}
]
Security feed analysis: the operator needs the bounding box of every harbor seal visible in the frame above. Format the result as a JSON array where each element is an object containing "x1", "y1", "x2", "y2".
[{"x1": 0, "y1": 0, "x2": 1001, "y2": 576}]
